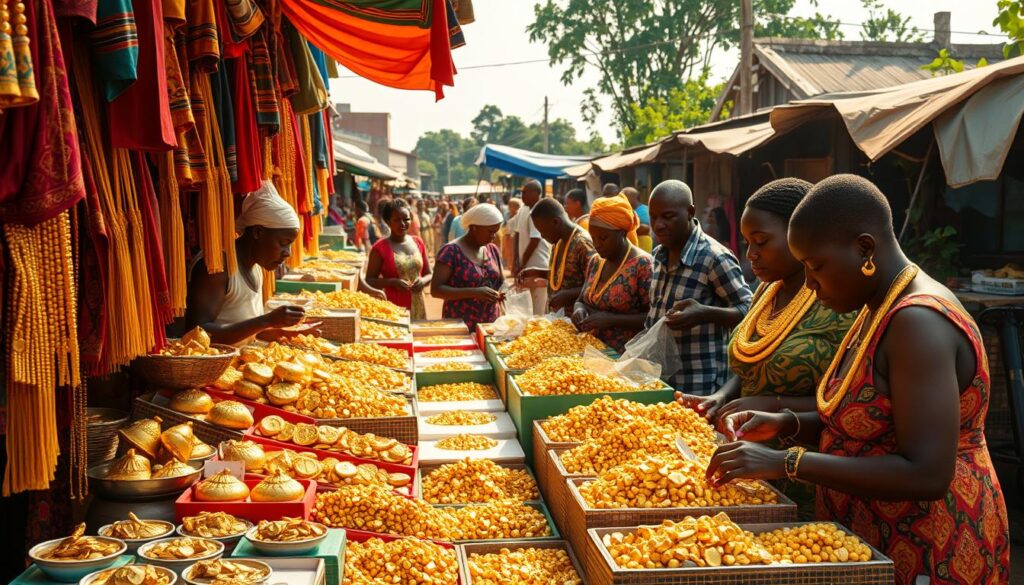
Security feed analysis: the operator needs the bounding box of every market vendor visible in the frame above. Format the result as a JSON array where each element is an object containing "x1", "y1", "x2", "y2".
[
  {"x1": 677, "y1": 178, "x2": 854, "y2": 518},
  {"x1": 707, "y1": 175, "x2": 1010, "y2": 585},
  {"x1": 431, "y1": 203, "x2": 506, "y2": 330},
  {"x1": 571, "y1": 193, "x2": 652, "y2": 352},
  {"x1": 365, "y1": 198, "x2": 432, "y2": 320},
  {"x1": 530, "y1": 198, "x2": 596, "y2": 313},
  {"x1": 186, "y1": 182, "x2": 319, "y2": 346}
]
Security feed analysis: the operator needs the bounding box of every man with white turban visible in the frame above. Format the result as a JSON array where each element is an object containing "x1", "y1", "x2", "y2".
[{"x1": 186, "y1": 181, "x2": 317, "y2": 345}]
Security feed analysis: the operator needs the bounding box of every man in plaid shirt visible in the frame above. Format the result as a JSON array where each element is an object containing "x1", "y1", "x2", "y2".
[{"x1": 645, "y1": 180, "x2": 752, "y2": 396}]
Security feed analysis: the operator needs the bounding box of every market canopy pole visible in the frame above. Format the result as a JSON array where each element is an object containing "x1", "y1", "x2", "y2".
[{"x1": 280, "y1": 0, "x2": 458, "y2": 99}]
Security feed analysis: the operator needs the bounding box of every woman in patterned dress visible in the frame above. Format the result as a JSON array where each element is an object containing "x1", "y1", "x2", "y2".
[
  {"x1": 431, "y1": 203, "x2": 506, "y2": 331},
  {"x1": 365, "y1": 199, "x2": 431, "y2": 320},
  {"x1": 706, "y1": 175, "x2": 1010, "y2": 585},
  {"x1": 678, "y1": 179, "x2": 854, "y2": 518},
  {"x1": 571, "y1": 194, "x2": 652, "y2": 352}
]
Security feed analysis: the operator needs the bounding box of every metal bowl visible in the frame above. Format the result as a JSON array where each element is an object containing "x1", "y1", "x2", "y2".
[
  {"x1": 137, "y1": 537, "x2": 224, "y2": 575},
  {"x1": 242, "y1": 522, "x2": 329, "y2": 556},
  {"x1": 182, "y1": 559, "x2": 272, "y2": 585},
  {"x1": 28, "y1": 537, "x2": 127, "y2": 583},
  {"x1": 98, "y1": 520, "x2": 175, "y2": 554},
  {"x1": 88, "y1": 461, "x2": 201, "y2": 501},
  {"x1": 79, "y1": 564, "x2": 178, "y2": 585},
  {"x1": 176, "y1": 519, "x2": 253, "y2": 553}
]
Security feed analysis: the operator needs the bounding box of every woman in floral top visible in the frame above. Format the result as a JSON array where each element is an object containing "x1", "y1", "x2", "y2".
[
  {"x1": 431, "y1": 204, "x2": 506, "y2": 331},
  {"x1": 572, "y1": 194, "x2": 652, "y2": 352}
]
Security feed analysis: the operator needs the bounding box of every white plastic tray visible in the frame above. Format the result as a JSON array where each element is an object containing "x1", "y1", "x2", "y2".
[
  {"x1": 415, "y1": 398, "x2": 505, "y2": 415},
  {"x1": 417, "y1": 411, "x2": 517, "y2": 440},
  {"x1": 418, "y1": 438, "x2": 526, "y2": 466},
  {"x1": 414, "y1": 350, "x2": 488, "y2": 365}
]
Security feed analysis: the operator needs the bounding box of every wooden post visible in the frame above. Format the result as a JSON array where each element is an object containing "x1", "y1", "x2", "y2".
[{"x1": 740, "y1": 0, "x2": 754, "y2": 115}]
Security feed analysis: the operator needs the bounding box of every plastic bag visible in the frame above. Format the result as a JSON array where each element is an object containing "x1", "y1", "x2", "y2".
[
  {"x1": 581, "y1": 346, "x2": 663, "y2": 387},
  {"x1": 489, "y1": 287, "x2": 534, "y2": 340},
  {"x1": 618, "y1": 318, "x2": 683, "y2": 381}
]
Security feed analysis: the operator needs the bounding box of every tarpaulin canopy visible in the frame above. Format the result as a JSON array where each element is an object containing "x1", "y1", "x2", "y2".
[
  {"x1": 475, "y1": 144, "x2": 595, "y2": 180},
  {"x1": 675, "y1": 119, "x2": 776, "y2": 156},
  {"x1": 282, "y1": 0, "x2": 457, "y2": 99},
  {"x1": 771, "y1": 54, "x2": 1024, "y2": 187},
  {"x1": 333, "y1": 139, "x2": 400, "y2": 179}
]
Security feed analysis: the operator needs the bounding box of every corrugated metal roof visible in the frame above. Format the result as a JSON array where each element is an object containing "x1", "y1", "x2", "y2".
[{"x1": 767, "y1": 50, "x2": 941, "y2": 95}]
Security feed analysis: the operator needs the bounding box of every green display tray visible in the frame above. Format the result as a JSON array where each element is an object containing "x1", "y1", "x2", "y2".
[
  {"x1": 506, "y1": 377, "x2": 674, "y2": 466},
  {"x1": 233, "y1": 528, "x2": 346, "y2": 585},
  {"x1": 489, "y1": 347, "x2": 620, "y2": 406},
  {"x1": 435, "y1": 502, "x2": 560, "y2": 543},
  {"x1": 415, "y1": 366, "x2": 495, "y2": 388},
  {"x1": 274, "y1": 280, "x2": 341, "y2": 294},
  {"x1": 12, "y1": 556, "x2": 134, "y2": 585},
  {"x1": 318, "y1": 234, "x2": 350, "y2": 251}
]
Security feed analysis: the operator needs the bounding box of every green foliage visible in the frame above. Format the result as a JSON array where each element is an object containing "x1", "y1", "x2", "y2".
[
  {"x1": 413, "y1": 129, "x2": 480, "y2": 188},
  {"x1": 527, "y1": 0, "x2": 842, "y2": 136},
  {"x1": 994, "y1": 0, "x2": 1024, "y2": 58},
  {"x1": 904, "y1": 226, "x2": 962, "y2": 280},
  {"x1": 920, "y1": 48, "x2": 965, "y2": 76},
  {"x1": 859, "y1": 0, "x2": 925, "y2": 42},
  {"x1": 624, "y1": 71, "x2": 726, "y2": 147}
]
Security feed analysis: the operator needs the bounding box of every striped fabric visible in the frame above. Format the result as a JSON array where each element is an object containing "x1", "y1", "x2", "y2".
[
  {"x1": 91, "y1": 0, "x2": 137, "y2": 101},
  {"x1": 225, "y1": 0, "x2": 265, "y2": 41},
  {"x1": 186, "y1": 0, "x2": 219, "y2": 73},
  {"x1": 248, "y1": 31, "x2": 279, "y2": 131}
]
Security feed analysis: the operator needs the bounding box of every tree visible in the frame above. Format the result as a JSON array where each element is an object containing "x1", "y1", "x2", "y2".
[
  {"x1": 413, "y1": 129, "x2": 479, "y2": 189},
  {"x1": 860, "y1": 0, "x2": 925, "y2": 42},
  {"x1": 624, "y1": 71, "x2": 726, "y2": 147},
  {"x1": 994, "y1": 0, "x2": 1024, "y2": 58},
  {"x1": 527, "y1": 0, "x2": 842, "y2": 136}
]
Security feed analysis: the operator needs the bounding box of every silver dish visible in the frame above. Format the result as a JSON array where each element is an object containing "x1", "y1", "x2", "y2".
[
  {"x1": 88, "y1": 461, "x2": 201, "y2": 501},
  {"x1": 182, "y1": 559, "x2": 272, "y2": 585},
  {"x1": 28, "y1": 536, "x2": 127, "y2": 583},
  {"x1": 176, "y1": 519, "x2": 253, "y2": 552},
  {"x1": 137, "y1": 538, "x2": 224, "y2": 575},
  {"x1": 98, "y1": 520, "x2": 175, "y2": 554},
  {"x1": 242, "y1": 523, "x2": 329, "y2": 556},
  {"x1": 79, "y1": 564, "x2": 178, "y2": 585}
]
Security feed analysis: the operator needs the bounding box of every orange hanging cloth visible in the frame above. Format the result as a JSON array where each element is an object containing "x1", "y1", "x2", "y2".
[{"x1": 279, "y1": 0, "x2": 456, "y2": 99}]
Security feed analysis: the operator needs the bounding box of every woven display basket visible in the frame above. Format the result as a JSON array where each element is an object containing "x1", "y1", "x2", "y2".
[
  {"x1": 131, "y1": 343, "x2": 238, "y2": 390},
  {"x1": 585, "y1": 522, "x2": 894, "y2": 585},
  {"x1": 131, "y1": 395, "x2": 245, "y2": 446},
  {"x1": 86, "y1": 407, "x2": 130, "y2": 466},
  {"x1": 457, "y1": 539, "x2": 585, "y2": 585},
  {"x1": 311, "y1": 309, "x2": 358, "y2": 343},
  {"x1": 531, "y1": 420, "x2": 581, "y2": 507},
  {"x1": 315, "y1": 396, "x2": 419, "y2": 445},
  {"x1": 415, "y1": 462, "x2": 542, "y2": 504},
  {"x1": 544, "y1": 449, "x2": 596, "y2": 535},
  {"x1": 565, "y1": 477, "x2": 798, "y2": 580}
]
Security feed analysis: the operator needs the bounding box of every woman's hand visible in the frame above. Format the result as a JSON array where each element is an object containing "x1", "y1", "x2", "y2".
[
  {"x1": 387, "y1": 278, "x2": 413, "y2": 292},
  {"x1": 264, "y1": 305, "x2": 305, "y2": 328},
  {"x1": 674, "y1": 390, "x2": 728, "y2": 422},
  {"x1": 410, "y1": 277, "x2": 427, "y2": 293},
  {"x1": 719, "y1": 410, "x2": 791, "y2": 443},
  {"x1": 366, "y1": 287, "x2": 387, "y2": 300},
  {"x1": 579, "y1": 311, "x2": 616, "y2": 331},
  {"x1": 276, "y1": 321, "x2": 323, "y2": 338},
  {"x1": 715, "y1": 395, "x2": 781, "y2": 423},
  {"x1": 705, "y1": 442, "x2": 787, "y2": 487},
  {"x1": 548, "y1": 290, "x2": 576, "y2": 311},
  {"x1": 472, "y1": 287, "x2": 502, "y2": 303},
  {"x1": 571, "y1": 306, "x2": 590, "y2": 327}
]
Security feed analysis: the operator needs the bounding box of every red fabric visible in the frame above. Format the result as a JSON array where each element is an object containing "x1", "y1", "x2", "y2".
[
  {"x1": 76, "y1": 151, "x2": 110, "y2": 376},
  {"x1": 133, "y1": 153, "x2": 173, "y2": 338},
  {"x1": 280, "y1": 0, "x2": 454, "y2": 99},
  {"x1": 108, "y1": 0, "x2": 175, "y2": 151},
  {"x1": 371, "y1": 236, "x2": 428, "y2": 309},
  {"x1": 213, "y1": 0, "x2": 247, "y2": 59},
  {"x1": 817, "y1": 294, "x2": 1010, "y2": 585},
  {"x1": 232, "y1": 55, "x2": 263, "y2": 194}
]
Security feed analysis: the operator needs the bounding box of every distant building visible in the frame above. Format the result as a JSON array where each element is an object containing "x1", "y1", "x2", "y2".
[{"x1": 332, "y1": 103, "x2": 418, "y2": 179}]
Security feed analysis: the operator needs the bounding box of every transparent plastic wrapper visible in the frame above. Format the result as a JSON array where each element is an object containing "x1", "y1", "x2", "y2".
[
  {"x1": 581, "y1": 345, "x2": 664, "y2": 387},
  {"x1": 489, "y1": 287, "x2": 533, "y2": 340},
  {"x1": 614, "y1": 318, "x2": 684, "y2": 383}
]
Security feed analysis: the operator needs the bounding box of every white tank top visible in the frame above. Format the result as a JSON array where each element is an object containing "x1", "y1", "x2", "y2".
[{"x1": 189, "y1": 253, "x2": 265, "y2": 331}]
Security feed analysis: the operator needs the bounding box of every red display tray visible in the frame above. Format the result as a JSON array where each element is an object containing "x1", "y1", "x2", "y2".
[
  {"x1": 413, "y1": 340, "x2": 479, "y2": 353},
  {"x1": 214, "y1": 441, "x2": 416, "y2": 497},
  {"x1": 365, "y1": 339, "x2": 414, "y2": 356},
  {"x1": 245, "y1": 429, "x2": 419, "y2": 471},
  {"x1": 175, "y1": 478, "x2": 317, "y2": 523},
  {"x1": 203, "y1": 389, "x2": 318, "y2": 425}
]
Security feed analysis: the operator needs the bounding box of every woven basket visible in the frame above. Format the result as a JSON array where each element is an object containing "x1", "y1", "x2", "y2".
[
  {"x1": 585, "y1": 523, "x2": 894, "y2": 585},
  {"x1": 86, "y1": 407, "x2": 130, "y2": 467},
  {"x1": 131, "y1": 395, "x2": 245, "y2": 446},
  {"x1": 565, "y1": 477, "x2": 798, "y2": 580},
  {"x1": 315, "y1": 396, "x2": 418, "y2": 445},
  {"x1": 312, "y1": 309, "x2": 358, "y2": 343},
  {"x1": 457, "y1": 539, "x2": 585, "y2": 585},
  {"x1": 531, "y1": 420, "x2": 581, "y2": 508},
  {"x1": 545, "y1": 449, "x2": 596, "y2": 535},
  {"x1": 131, "y1": 343, "x2": 238, "y2": 390}
]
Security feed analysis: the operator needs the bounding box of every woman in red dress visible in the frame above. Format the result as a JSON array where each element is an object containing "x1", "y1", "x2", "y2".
[{"x1": 706, "y1": 175, "x2": 1010, "y2": 585}]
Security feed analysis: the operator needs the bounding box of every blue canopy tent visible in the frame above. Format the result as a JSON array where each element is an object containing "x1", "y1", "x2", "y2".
[{"x1": 474, "y1": 144, "x2": 594, "y2": 181}]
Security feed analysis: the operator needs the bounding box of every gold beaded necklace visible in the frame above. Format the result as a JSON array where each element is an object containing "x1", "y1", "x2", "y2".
[
  {"x1": 587, "y1": 247, "x2": 633, "y2": 304},
  {"x1": 816, "y1": 264, "x2": 919, "y2": 416},
  {"x1": 548, "y1": 227, "x2": 579, "y2": 292},
  {"x1": 730, "y1": 282, "x2": 816, "y2": 364}
]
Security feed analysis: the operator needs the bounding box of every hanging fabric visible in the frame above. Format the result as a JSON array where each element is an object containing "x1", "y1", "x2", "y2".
[{"x1": 90, "y1": 0, "x2": 137, "y2": 101}]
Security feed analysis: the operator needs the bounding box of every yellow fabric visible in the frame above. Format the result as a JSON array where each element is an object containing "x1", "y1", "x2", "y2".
[
  {"x1": 637, "y1": 235, "x2": 653, "y2": 253},
  {"x1": 589, "y1": 193, "x2": 639, "y2": 245}
]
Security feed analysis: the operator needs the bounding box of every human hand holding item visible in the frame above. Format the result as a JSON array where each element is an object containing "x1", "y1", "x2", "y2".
[
  {"x1": 264, "y1": 305, "x2": 306, "y2": 328},
  {"x1": 665, "y1": 298, "x2": 711, "y2": 330}
]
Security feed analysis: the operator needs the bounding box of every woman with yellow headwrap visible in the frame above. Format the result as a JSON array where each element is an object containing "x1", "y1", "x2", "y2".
[{"x1": 571, "y1": 194, "x2": 653, "y2": 352}]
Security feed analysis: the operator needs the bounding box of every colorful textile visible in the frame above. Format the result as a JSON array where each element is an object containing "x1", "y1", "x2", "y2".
[
  {"x1": 371, "y1": 236, "x2": 429, "y2": 319},
  {"x1": 248, "y1": 30, "x2": 279, "y2": 130},
  {"x1": 162, "y1": 0, "x2": 185, "y2": 22},
  {"x1": 76, "y1": 154, "x2": 109, "y2": 376},
  {"x1": 225, "y1": 0, "x2": 264, "y2": 42},
  {"x1": 285, "y1": 22, "x2": 327, "y2": 114},
  {"x1": 53, "y1": 0, "x2": 99, "y2": 23},
  {"x1": 579, "y1": 252, "x2": 652, "y2": 352},
  {"x1": 445, "y1": 0, "x2": 464, "y2": 49},
  {"x1": 90, "y1": 0, "x2": 137, "y2": 101},
  {"x1": 0, "y1": 0, "x2": 85, "y2": 225},
  {"x1": 590, "y1": 193, "x2": 639, "y2": 245},
  {"x1": 210, "y1": 63, "x2": 238, "y2": 183},
  {"x1": 547, "y1": 228, "x2": 595, "y2": 301},
  {"x1": 231, "y1": 56, "x2": 263, "y2": 194},
  {"x1": 436, "y1": 242, "x2": 503, "y2": 330},
  {"x1": 133, "y1": 152, "x2": 173, "y2": 331},
  {"x1": 281, "y1": 0, "x2": 455, "y2": 99},
  {"x1": 106, "y1": 0, "x2": 175, "y2": 150},
  {"x1": 186, "y1": 0, "x2": 219, "y2": 73},
  {"x1": 645, "y1": 222, "x2": 752, "y2": 396},
  {"x1": 817, "y1": 294, "x2": 1010, "y2": 585}
]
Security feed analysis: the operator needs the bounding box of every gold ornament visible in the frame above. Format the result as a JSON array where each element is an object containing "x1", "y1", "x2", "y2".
[{"x1": 730, "y1": 282, "x2": 816, "y2": 364}]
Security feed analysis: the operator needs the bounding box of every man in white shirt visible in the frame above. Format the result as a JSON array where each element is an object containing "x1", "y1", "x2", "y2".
[{"x1": 513, "y1": 180, "x2": 551, "y2": 314}]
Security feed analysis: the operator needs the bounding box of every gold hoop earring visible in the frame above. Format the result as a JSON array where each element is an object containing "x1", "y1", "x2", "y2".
[{"x1": 861, "y1": 255, "x2": 876, "y2": 277}]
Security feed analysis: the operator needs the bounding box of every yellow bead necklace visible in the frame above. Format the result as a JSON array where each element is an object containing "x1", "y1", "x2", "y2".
[
  {"x1": 730, "y1": 281, "x2": 816, "y2": 364},
  {"x1": 816, "y1": 264, "x2": 919, "y2": 417},
  {"x1": 587, "y1": 246, "x2": 633, "y2": 304},
  {"x1": 548, "y1": 227, "x2": 579, "y2": 292}
]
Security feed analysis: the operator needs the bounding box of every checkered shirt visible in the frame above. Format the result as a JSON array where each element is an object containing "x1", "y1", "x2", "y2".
[{"x1": 645, "y1": 222, "x2": 752, "y2": 396}]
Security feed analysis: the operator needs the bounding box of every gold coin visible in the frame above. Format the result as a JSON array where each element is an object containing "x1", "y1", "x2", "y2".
[
  {"x1": 293, "y1": 423, "x2": 319, "y2": 446},
  {"x1": 292, "y1": 457, "x2": 321, "y2": 479},
  {"x1": 317, "y1": 425, "x2": 341, "y2": 445},
  {"x1": 276, "y1": 422, "x2": 296, "y2": 442},
  {"x1": 258, "y1": 415, "x2": 285, "y2": 436},
  {"x1": 334, "y1": 461, "x2": 358, "y2": 479},
  {"x1": 386, "y1": 473, "x2": 411, "y2": 487}
]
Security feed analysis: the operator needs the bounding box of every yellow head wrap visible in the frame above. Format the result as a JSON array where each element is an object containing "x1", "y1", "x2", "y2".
[{"x1": 589, "y1": 193, "x2": 640, "y2": 245}]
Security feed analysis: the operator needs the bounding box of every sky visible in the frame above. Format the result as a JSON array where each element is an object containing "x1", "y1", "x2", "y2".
[{"x1": 327, "y1": 1, "x2": 1008, "y2": 153}]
